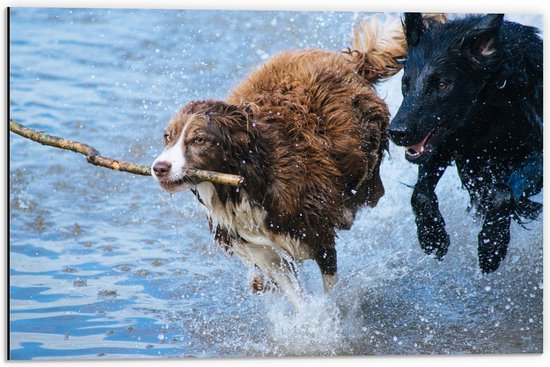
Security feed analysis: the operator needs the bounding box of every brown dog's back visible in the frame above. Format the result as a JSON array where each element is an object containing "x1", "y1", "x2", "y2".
[
  {"x1": 152, "y1": 16, "x2": 407, "y2": 304},
  {"x1": 227, "y1": 47, "x2": 392, "y2": 242}
]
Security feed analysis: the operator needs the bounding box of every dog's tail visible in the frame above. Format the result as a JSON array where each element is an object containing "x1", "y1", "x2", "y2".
[{"x1": 344, "y1": 16, "x2": 407, "y2": 84}]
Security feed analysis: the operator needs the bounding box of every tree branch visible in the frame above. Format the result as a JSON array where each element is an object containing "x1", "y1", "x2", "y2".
[{"x1": 9, "y1": 119, "x2": 244, "y2": 187}]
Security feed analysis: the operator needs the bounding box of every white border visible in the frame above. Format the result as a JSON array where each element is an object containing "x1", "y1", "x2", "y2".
[{"x1": 1, "y1": 1, "x2": 547, "y2": 367}]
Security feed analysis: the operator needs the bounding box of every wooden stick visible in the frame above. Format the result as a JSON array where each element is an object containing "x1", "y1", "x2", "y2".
[{"x1": 9, "y1": 119, "x2": 244, "y2": 187}]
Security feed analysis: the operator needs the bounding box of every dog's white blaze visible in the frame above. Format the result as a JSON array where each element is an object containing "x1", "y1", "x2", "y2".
[{"x1": 151, "y1": 119, "x2": 192, "y2": 183}]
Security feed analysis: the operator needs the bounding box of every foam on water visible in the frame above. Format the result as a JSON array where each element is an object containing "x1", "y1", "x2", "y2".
[{"x1": 263, "y1": 293, "x2": 345, "y2": 356}]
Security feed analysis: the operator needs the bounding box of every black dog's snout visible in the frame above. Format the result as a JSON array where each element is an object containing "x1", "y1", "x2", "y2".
[
  {"x1": 153, "y1": 161, "x2": 172, "y2": 177},
  {"x1": 388, "y1": 124, "x2": 411, "y2": 145}
]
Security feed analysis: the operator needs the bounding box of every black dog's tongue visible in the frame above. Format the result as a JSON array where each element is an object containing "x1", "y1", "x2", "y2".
[{"x1": 406, "y1": 134, "x2": 430, "y2": 156}]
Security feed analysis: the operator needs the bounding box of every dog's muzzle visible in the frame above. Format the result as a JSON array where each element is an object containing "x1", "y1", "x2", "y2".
[{"x1": 152, "y1": 160, "x2": 171, "y2": 179}]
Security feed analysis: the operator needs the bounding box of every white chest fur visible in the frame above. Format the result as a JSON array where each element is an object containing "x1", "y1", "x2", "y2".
[{"x1": 194, "y1": 182, "x2": 313, "y2": 261}]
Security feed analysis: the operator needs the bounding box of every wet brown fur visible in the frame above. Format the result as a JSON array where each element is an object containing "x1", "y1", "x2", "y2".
[
  {"x1": 157, "y1": 18, "x2": 407, "y2": 291},
  {"x1": 230, "y1": 48, "x2": 395, "y2": 233}
]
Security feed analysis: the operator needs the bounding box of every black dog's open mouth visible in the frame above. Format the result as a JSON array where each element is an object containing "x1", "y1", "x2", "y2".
[{"x1": 405, "y1": 124, "x2": 447, "y2": 162}]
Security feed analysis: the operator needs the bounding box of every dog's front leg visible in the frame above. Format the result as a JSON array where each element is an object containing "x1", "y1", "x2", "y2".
[
  {"x1": 478, "y1": 184, "x2": 514, "y2": 273},
  {"x1": 478, "y1": 152, "x2": 543, "y2": 273},
  {"x1": 411, "y1": 158, "x2": 450, "y2": 260},
  {"x1": 234, "y1": 241, "x2": 305, "y2": 309},
  {"x1": 314, "y1": 246, "x2": 338, "y2": 293}
]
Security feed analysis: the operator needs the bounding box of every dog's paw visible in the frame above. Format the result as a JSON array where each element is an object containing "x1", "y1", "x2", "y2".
[
  {"x1": 417, "y1": 219, "x2": 450, "y2": 260},
  {"x1": 250, "y1": 276, "x2": 265, "y2": 293},
  {"x1": 478, "y1": 221, "x2": 510, "y2": 273},
  {"x1": 250, "y1": 275, "x2": 278, "y2": 293},
  {"x1": 515, "y1": 198, "x2": 542, "y2": 221}
]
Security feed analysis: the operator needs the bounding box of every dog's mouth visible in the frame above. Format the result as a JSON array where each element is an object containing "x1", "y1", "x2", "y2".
[
  {"x1": 156, "y1": 171, "x2": 200, "y2": 193},
  {"x1": 405, "y1": 124, "x2": 448, "y2": 162}
]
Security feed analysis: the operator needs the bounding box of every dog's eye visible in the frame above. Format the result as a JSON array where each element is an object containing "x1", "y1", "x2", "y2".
[
  {"x1": 193, "y1": 137, "x2": 206, "y2": 144},
  {"x1": 436, "y1": 82, "x2": 448, "y2": 91}
]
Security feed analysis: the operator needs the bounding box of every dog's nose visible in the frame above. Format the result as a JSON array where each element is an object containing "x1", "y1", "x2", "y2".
[
  {"x1": 388, "y1": 125, "x2": 411, "y2": 145},
  {"x1": 152, "y1": 161, "x2": 171, "y2": 177}
]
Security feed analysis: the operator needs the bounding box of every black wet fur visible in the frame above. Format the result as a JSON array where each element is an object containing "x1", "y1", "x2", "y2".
[{"x1": 389, "y1": 13, "x2": 542, "y2": 273}]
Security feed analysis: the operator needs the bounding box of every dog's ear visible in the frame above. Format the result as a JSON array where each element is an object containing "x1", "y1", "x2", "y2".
[
  {"x1": 462, "y1": 14, "x2": 504, "y2": 58},
  {"x1": 205, "y1": 102, "x2": 249, "y2": 143},
  {"x1": 205, "y1": 102, "x2": 259, "y2": 159},
  {"x1": 421, "y1": 13, "x2": 448, "y2": 28},
  {"x1": 403, "y1": 13, "x2": 425, "y2": 46},
  {"x1": 207, "y1": 102, "x2": 267, "y2": 187}
]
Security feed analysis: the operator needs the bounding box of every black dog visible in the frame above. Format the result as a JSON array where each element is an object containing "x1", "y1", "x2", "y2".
[{"x1": 389, "y1": 13, "x2": 542, "y2": 273}]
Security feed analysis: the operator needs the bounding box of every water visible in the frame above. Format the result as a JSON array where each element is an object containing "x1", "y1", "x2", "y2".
[{"x1": 9, "y1": 8, "x2": 543, "y2": 360}]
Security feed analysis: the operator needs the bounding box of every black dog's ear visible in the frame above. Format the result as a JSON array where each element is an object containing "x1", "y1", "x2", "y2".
[
  {"x1": 403, "y1": 13, "x2": 425, "y2": 46},
  {"x1": 462, "y1": 14, "x2": 504, "y2": 58}
]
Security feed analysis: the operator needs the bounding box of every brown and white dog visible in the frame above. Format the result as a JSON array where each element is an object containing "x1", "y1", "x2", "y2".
[{"x1": 152, "y1": 17, "x2": 406, "y2": 308}]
